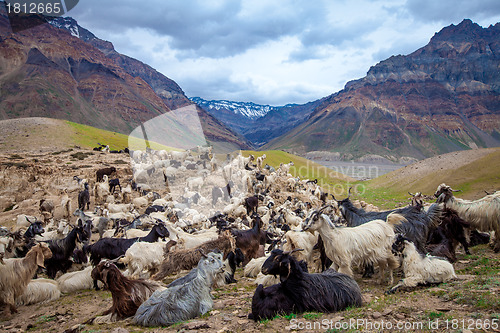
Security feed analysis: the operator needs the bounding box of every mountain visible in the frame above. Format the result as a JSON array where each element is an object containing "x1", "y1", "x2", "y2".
[
  {"x1": 265, "y1": 19, "x2": 500, "y2": 162},
  {"x1": 0, "y1": 7, "x2": 250, "y2": 150},
  {"x1": 192, "y1": 97, "x2": 322, "y2": 146}
]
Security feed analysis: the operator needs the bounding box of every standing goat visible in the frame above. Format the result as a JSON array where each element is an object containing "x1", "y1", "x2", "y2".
[
  {"x1": 387, "y1": 234, "x2": 456, "y2": 294},
  {"x1": 0, "y1": 243, "x2": 53, "y2": 319},
  {"x1": 90, "y1": 260, "x2": 164, "y2": 323},
  {"x1": 134, "y1": 251, "x2": 223, "y2": 327},
  {"x1": 249, "y1": 249, "x2": 362, "y2": 321},
  {"x1": 434, "y1": 183, "x2": 500, "y2": 252},
  {"x1": 303, "y1": 207, "x2": 400, "y2": 284}
]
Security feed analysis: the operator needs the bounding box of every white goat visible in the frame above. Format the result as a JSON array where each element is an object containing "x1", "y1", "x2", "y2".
[
  {"x1": 57, "y1": 266, "x2": 103, "y2": 293},
  {"x1": 120, "y1": 241, "x2": 176, "y2": 278},
  {"x1": 303, "y1": 208, "x2": 401, "y2": 284},
  {"x1": 16, "y1": 278, "x2": 60, "y2": 306},
  {"x1": 387, "y1": 235, "x2": 457, "y2": 293}
]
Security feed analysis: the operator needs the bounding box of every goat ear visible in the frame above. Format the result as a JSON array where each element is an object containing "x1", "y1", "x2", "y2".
[{"x1": 36, "y1": 248, "x2": 45, "y2": 268}]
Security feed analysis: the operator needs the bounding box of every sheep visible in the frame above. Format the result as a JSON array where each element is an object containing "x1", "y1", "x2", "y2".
[
  {"x1": 134, "y1": 251, "x2": 223, "y2": 327},
  {"x1": 387, "y1": 234, "x2": 457, "y2": 294},
  {"x1": 96, "y1": 167, "x2": 117, "y2": 182},
  {"x1": 90, "y1": 259, "x2": 165, "y2": 323},
  {"x1": 78, "y1": 183, "x2": 90, "y2": 211},
  {"x1": 249, "y1": 249, "x2": 362, "y2": 321},
  {"x1": 120, "y1": 240, "x2": 177, "y2": 279},
  {"x1": 434, "y1": 183, "x2": 500, "y2": 252},
  {"x1": 16, "y1": 278, "x2": 60, "y2": 306},
  {"x1": 153, "y1": 231, "x2": 235, "y2": 280},
  {"x1": 303, "y1": 207, "x2": 401, "y2": 284},
  {"x1": 0, "y1": 243, "x2": 53, "y2": 319},
  {"x1": 43, "y1": 221, "x2": 89, "y2": 278}
]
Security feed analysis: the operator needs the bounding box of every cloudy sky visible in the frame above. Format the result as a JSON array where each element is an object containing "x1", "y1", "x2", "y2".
[{"x1": 68, "y1": 0, "x2": 500, "y2": 106}]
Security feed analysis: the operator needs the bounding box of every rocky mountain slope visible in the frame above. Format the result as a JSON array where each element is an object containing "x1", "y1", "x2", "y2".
[
  {"x1": 0, "y1": 7, "x2": 249, "y2": 150},
  {"x1": 265, "y1": 19, "x2": 500, "y2": 161},
  {"x1": 192, "y1": 97, "x2": 322, "y2": 146}
]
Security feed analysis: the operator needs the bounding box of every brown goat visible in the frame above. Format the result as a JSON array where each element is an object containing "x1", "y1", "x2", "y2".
[
  {"x1": 90, "y1": 260, "x2": 164, "y2": 323},
  {"x1": 232, "y1": 215, "x2": 264, "y2": 264},
  {"x1": 0, "y1": 243, "x2": 53, "y2": 319},
  {"x1": 153, "y1": 231, "x2": 235, "y2": 281}
]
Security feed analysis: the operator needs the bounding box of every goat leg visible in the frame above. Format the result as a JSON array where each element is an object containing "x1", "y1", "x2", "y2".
[{"x1": 362, "y1": 264, "x2": 375, "y2": 278}]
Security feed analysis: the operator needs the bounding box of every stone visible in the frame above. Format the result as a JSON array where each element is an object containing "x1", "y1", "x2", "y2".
[{"x1": 372, "y1": 312, "x2": 382, "y2": 319}]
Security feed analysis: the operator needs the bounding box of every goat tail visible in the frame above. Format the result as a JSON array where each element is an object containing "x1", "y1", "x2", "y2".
[{"x1": 386, "y1": 213, "x2": 406, "y2": 227}]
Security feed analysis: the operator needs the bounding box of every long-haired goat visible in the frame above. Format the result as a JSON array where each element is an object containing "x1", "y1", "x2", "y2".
[
  {"x1": 134, "y1": 251, "x2": 223, "y2": 327},
  {"x1": 0, "y1": 243, "x2": 52, "y2": 319},
  {"x1": 90, "y1": 259, "x2": 165, "y2": 323},
  {"x1": 249, "y1": 249, "x2": 362, "y2": 321},
  {"x1": 57, "y1": 266, "x2": 103, "y2": 293},
  {"x1": 16, "y1": 278, "x2": 60, "y2": 306},
  {"x1": 153, "y1": 231, "x2": 234, "y2": 280},
  {"x1": 435, "y1": 183, "x2": 500, "y2": 252},
  {"x1": 119, "y1": 240, "x2": 177, "y2": 279},
  {"x1": 303, "y1": 207, "x2": 400, "y2": 284},
  {"x1": 387, "y1": 234, "x2": 456, "y2": 294}
]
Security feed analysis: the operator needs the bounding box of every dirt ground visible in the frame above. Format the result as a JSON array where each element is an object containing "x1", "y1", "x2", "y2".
[{"x1": 0, "y1": 145, "x2": 499, "y2": 333}]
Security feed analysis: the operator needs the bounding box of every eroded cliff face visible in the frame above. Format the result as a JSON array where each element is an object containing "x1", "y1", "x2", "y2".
[
  {"x1": 266, "y1": 19, "x2": 500, "y2": 160},
  {"x1": 0, "y1": 8, "x2": 250, "y2": 150}
]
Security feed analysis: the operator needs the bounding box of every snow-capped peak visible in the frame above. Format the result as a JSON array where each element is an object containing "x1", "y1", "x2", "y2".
[{"x1": 191, "y1": 97, "x2": 275, "y2": 120}]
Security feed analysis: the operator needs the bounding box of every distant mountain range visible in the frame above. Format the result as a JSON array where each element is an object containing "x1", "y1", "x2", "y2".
[
  {"x1": 0, "y1": 7, "x2": 250, "y2": 151},
  {"x1": 1, "y1": 8, "x2": 498, "y2": 160},
  {"x1": 192, "y1": 97, "x2": 323, "y2": 146}
]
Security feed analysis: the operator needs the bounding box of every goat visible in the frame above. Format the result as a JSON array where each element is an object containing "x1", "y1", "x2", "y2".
[
  {"x1": 90, "y1": 259, "x2": 165, "y2": 323},
  {"x1": 387, "y1": 234, "x2": 457, "y2": 294},
  {"x1": 134, "y1": 251, "x2": 223, "y2": 327},
  {"x1": 86, "y1": 223, "x2": 169, "y2": 267},
  {"x1": 109, "y1": 178, "x2": 122, "y2": 193},
  {"x1": 231, "y1": 214, "x2": 264, "y2": 264},
  {"x1": 57, "y1": 266, "x2": 103, "y2": 293},
  {"x1": 16, "y1": 278, "x2": 60, "y2": 306},
  {"x1": 153, "y1": 231, "x2": 235, "y2": 280},
  {"x1": 96, "y1": 167, "x2": 116, "y2": 182},
  {"x1": 9, "y1": 219, "x2": 45, "y2": 258},
  {"x1": 39, "y1": 199, "x2": 55, "y2": 222},
  {"x1": 434, "y1": 183, "x2": 500, "y2": 252},
  {"x1": 244, "y1": 196, "x2": 259, "y2": 215},
  {"x1": 120, "y1": 240, "x2": 177, "y2": 279},
  {"x1": 43, "y1": 221, "x2": 89, "y2": 278},
  {"x1": 303, "y1": 207, "x2": 400, "y2": 284},
  {"x1": 78, "y1": 183, "x2": 90, "y2": 211},
  {"x1": 426, "y1": 207, "x2": 471, "y2": 262},
  {"x1": 249, "y1": 249, "x2": 362, "y2": 321},
  {"x1": 0, "y1": 243, "x2": 53, "y2": 319}
]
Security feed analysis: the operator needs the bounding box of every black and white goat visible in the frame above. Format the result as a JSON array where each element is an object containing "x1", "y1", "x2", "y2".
[
  {"x1": 249, "y1": 249, "x2": 362, "y2": 321},
  {"x1": 435, "y1": 183, "x2": 500, "y2": 252},
  {"x1": 387, "y1": 234, "x2": 456, "y2": 294}
]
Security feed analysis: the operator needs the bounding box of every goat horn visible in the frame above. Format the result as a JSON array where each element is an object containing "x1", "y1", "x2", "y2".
[
  {"x1": 347, "y1": 187, "x2": 353, "y2": 199},
  {"x1": 452, "y1": 189, "x2": 462, "y2": 192},
  {"x1": 109, "y1": 255, "x2": 124, "y2": 263},
  {"x1": 408, "y1": 192, "x2": 415, "y2": 196},
  {"x1": 197, "y1": 248, "x2": 208, "y2": 258}
]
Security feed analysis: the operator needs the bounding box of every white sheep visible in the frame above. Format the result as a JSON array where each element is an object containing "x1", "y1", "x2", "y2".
[{"x1": 387, "y1": 235, "x2": 457, "y2": 293}]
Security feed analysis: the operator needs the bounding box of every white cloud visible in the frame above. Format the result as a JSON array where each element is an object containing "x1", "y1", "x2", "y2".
[{"x1": 68, "y1": 0, "x2": 500, "y2": 105}]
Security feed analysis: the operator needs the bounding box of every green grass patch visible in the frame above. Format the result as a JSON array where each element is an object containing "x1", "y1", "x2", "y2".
[{"x1": 70, "y1": 152, "x2": 94, "y2": 160}]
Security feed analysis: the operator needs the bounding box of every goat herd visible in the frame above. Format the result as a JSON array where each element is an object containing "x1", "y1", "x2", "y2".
[{"x1": 0, "y1": 146, "x2": 499, "y2": 329}]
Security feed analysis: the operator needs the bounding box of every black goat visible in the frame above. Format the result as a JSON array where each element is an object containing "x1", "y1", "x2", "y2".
[
  {"x1": 426, "y1": 207, "x2": 470, "y2": 262},
  {"x1": 144, "y1": 205, "x2": 165, "y2": 215},
  {"x1": 244, "y1": 196, "x2": 259, "y2": 215},
  {"x1": 86, "y1": 223, "x2": 169, "y2": 267},
  {"x1": 78, "y1": 183, "x2": 90, "y2": 211},
  {"x1": 10, "y1": 219, "x2": 45, "y2": 258},
  {"x1": 249, "y1": 249, "x2": 363, "y2": 321},
  {"x1": 43, "y1": 221, "x2": 89, "y2": 278},
  {"x1": 108, "y1": 178, "x2": 121, "y2": 193},
  {"x1": 96, "y1": 167, "x2": 116, "y2": 182}
]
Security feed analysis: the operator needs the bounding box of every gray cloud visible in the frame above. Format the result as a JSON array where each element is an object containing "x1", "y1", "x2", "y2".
[{"x1": 405, "y1": 0, "x2": 500, "y2": 23}]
